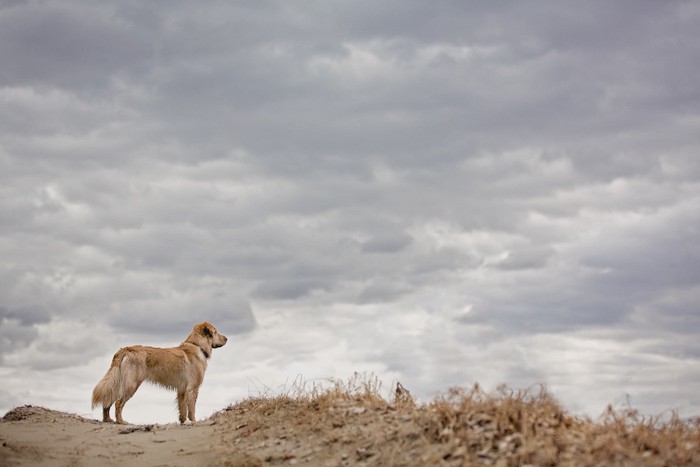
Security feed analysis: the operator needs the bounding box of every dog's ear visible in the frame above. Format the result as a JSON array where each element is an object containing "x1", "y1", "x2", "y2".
[{"x1": 202, "y1": 325, "x2": 213, "y2": 338}]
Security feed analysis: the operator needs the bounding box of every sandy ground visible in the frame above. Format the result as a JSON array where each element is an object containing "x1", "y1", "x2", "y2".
[
  {"x1": 0, "y1": 400, "x2": 433, "y2": 467},
  {"x1": 0, "y1": 406, "x2": 246, "y2": 467},
  {"x1": 0, "y1": 401, "x2": 428, "y2": 467},
  {"x1": 2, "y1": 388, "x2": 699, "y2": 467}
]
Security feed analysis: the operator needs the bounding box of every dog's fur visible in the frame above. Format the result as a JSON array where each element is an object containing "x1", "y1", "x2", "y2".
[{"x1": 92, "y1": 322, "x2": 227, "y2": 424}]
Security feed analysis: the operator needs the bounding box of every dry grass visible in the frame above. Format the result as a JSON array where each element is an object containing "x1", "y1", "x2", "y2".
[
  {"x1": 210, "y1": 374, "x2": 700, "y2": 466},
  {"x1": 1, "y1": 374, "x2": 697, "y2": 466}
]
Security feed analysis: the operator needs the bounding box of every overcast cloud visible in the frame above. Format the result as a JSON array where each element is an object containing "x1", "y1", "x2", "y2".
[{"x1": 1, "y1": 0, "x2": 699, "y2": 424}]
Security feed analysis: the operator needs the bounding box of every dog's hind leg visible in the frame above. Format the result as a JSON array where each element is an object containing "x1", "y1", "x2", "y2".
[
  {"x1": 102, "y1": 405, "x2": 113, "y2": 423},
  {"x1": 115, "y1": 399, "x2": 127, "y2": 424},
  {"x1": 115, "y1": 382, "x2": 141, "y2": 424}
]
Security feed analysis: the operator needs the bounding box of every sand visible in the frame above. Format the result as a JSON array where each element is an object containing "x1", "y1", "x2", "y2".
[
  {"x1": 2, "y1": 385, "x2": 699, "y2": 466},
  {"x1": 0, "y1": 405, "x2": 248, "y2": 466}
]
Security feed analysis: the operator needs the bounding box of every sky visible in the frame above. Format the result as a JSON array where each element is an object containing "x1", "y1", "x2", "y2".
[{"x1": 1, "y1": 0, "x2": 699, "y2": 424}]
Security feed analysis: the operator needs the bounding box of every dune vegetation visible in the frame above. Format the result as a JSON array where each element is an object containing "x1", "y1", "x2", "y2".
[
  {"x1": 210, "y1": 374, "x2": 699, "y2": 466},
  {"x1": 1, "y1": 374, "x2": 698, "y2": 466}
]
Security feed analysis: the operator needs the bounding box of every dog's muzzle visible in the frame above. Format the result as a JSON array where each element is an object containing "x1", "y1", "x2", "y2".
[{"x1": 213, "y1": 335, "x2": 228, "y2": 348}]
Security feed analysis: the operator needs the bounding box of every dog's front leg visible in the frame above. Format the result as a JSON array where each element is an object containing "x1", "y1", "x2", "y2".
[
  {"x1": 187, "y1": 388, "x2": 199, "y2": 423},
  {"x1": 177, "y1": 390, "x2": 187, "y2": 424}
]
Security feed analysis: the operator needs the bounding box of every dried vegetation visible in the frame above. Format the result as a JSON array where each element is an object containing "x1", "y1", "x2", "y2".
[{"x1": 210, "y1": 374, "x2": 700, "y2": 466}]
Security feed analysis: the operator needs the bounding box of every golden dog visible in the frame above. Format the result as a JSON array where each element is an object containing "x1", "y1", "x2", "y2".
[{"x1": 92, "y1": 322, "x2": 227, "y2": 424}]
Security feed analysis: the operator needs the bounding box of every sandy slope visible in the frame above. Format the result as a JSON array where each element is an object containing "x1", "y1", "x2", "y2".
[
  {"x1": 0, "y1": 401, "x2": 422, "y2": 467},
  {"x1": 2, "y1": 385, "x2": 699, "y2": 467},
  {"x1": 0, "y1": 406, "x2": 246, "y2": 467}
]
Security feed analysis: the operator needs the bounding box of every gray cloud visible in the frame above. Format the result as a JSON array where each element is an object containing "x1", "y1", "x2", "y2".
[
  {"x1": 0, "y1": 318, "x2": 39, "y2": 357},
  {"x1": 0, "y1": 305, "x2": 50, "y2": 326},
  {"x1": 1, "y1": 0, "x2": 699, "y2": 422}
]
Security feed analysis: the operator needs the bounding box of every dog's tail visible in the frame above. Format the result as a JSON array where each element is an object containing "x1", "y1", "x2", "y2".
[{"x1": 91, "y1": 349, "x2": 126, "y2": 409}]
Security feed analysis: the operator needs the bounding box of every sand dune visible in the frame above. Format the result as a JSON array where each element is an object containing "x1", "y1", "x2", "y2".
[{"x1": 2, "y1": 380, "x2": 698, "y2": 466}]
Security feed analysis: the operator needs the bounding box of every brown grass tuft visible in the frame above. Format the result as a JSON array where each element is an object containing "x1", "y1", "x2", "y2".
[{"x1": 208, "y1": 375, "x2": 699, "y2": 466}]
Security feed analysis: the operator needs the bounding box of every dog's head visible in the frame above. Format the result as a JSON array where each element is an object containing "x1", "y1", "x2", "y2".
[
  {"x1": 199, "y1": 322, "x2": 228, "y2": 348},
  {"x1": 187, "y1": 322, "x2": 228, "y2": 358}
]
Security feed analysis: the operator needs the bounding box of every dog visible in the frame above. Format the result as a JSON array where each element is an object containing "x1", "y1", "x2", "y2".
[{"x1": 92, "y1": 322, "x2": 227, "y2": 424}]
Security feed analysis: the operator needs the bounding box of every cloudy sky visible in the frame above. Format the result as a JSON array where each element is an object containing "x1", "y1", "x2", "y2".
[{"x1": 1, "y1": 0, "x2": 699, "y2": 424}]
